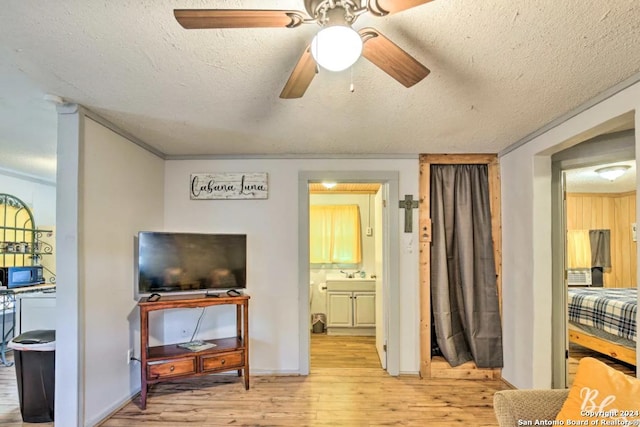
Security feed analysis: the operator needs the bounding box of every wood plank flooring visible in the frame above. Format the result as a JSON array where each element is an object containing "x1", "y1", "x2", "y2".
[
  {"x1": 1, "y1": 335, "x2": 513, "y2": 426},
  {"x1": 104, "y1": 368, "x2": 510, "y2": 426},
  {"x1": 310, "y1": 334, "x2": 381, "y2": 369},
  {"x1": 104, "y1": 334, "x2": 511, "y2": 426}
]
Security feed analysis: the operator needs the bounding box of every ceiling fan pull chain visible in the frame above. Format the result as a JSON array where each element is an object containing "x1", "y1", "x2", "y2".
[{"x1": 350, "y1": 67, "x2": 355, "y2": 93}]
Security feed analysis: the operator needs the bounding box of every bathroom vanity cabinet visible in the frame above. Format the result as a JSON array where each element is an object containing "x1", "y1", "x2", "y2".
[{"x1": 325, "y1": 279, "x2": 375, "y2": 336}]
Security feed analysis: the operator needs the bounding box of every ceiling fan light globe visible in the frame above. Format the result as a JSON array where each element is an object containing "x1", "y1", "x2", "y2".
[{"x1": 311, "y1": 26, "x2": 363, "y2": 72}]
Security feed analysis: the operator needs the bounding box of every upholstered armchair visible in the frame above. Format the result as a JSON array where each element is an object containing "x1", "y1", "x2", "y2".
[{"x1": 493, "y1": 389, "x2": 570, "y2": 427}]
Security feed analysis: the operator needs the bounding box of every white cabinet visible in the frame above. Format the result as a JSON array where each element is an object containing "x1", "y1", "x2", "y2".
[
  {"x1": 328, "y1": 291, "x2": 375, "y2": 328},
  {"x1": 327, "y1": 292, "x2": 353, "y2": 327},
  {"x1": 353, "y1": 292, "x2": 375, "y2": 327},
  {"x1": 326, "y1": 288, "x2": 375, "y2": 335}
]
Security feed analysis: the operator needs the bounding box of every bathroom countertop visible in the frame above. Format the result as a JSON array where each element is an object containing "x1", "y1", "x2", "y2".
[{"x1": 325, "y1": 274, "x2": 375, "y2": 282}]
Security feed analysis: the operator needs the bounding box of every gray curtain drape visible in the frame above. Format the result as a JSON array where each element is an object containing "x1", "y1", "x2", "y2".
[
  {"x1": 589, "y1": 229, "x2": 611, "y2": 268},
  {"x1": 430, "y1": 164, "x2": 503, "y2": 368}
]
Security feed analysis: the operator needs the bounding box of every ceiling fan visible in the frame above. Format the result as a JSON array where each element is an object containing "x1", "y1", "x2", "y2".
[{"x1": 174, "y1": 0, "x2": 432, "y2": 99}]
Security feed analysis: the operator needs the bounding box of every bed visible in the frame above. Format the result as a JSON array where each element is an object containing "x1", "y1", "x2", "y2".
[{"x1": 567, "y1": 287, "x2": 637, "y2": 366}]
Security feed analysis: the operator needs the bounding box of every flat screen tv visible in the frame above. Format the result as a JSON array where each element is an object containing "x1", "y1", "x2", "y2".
[{"x1": 137, "y1": 232, "x2": 246, "y2": 297}]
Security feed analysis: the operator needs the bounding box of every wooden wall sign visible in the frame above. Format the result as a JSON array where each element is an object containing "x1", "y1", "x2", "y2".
[{"x1": 190, "y1": 173, "x2": 268, "y2": 200}]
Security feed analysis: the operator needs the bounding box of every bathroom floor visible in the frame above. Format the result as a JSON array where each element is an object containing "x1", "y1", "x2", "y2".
[{"x1": 310, "y1": 334, "x2": 381, "y2": 369}]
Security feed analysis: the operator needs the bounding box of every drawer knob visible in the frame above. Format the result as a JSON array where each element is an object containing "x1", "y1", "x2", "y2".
[
  {"x1": 170, "y1": 365, "x2": 175, "y2": 372},
  {"x1": 221, "y1": 359, "x2": 226, "y2": 365}
]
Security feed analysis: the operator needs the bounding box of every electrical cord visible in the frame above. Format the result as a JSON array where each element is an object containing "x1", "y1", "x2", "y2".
[{"x1": 190, "y1": 308, "x2": 207, "y2": 343}]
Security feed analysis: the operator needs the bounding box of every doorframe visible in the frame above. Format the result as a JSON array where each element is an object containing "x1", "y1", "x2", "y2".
[
  {"x1": 418, "y1": 154, "x2": 502, "y2": 379},
  {"x1": 298, "y1": 171, "x2": 400, "y2": 376},
  {"x1": 550, "y1": 129, "x2": 636, "y2": 388}
]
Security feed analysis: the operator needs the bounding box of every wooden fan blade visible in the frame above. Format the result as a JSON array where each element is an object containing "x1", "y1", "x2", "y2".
[
  {"x1": 280, "y1": 45, "x2": 317, "y2": 99},
  {"x1": 359, "y1": 28, "x2": 430, "y2": 88},
  {"x1": 368, "y1": 0, "x2": 434, "y2": 15},
  {"x1": 174, "y1": 9, "x2": 309, "y2": 29}
]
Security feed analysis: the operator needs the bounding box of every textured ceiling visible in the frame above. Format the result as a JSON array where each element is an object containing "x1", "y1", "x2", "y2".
[
  {"x1": 565, "y1": 160, "x2": 636, "y2": 193},
  {"x1": 1, "y1": 0, "x2": 640, "y2": 182}
]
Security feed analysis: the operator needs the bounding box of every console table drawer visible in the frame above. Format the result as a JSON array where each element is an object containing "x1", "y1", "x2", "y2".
[
  {"x1": 201, "y1": 351, "x2": 244, "y2": 372},
  {"x1": 148, "y1": 357, "x2": 196, "y2": 379}
]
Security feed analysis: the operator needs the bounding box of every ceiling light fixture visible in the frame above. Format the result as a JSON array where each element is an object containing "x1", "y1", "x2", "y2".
[
  {"x1": 322, "y1": 182, "x2": 337, "y2": 189},
  {"x1": 594, "y1": 165, "x2": 630, "y2": 181},
  {"x1": 311, "y1": 26, "x2": 363, "y2": 71},
  {"x1": 310, "y1": 1, "x2": 363, "y2": 72}
]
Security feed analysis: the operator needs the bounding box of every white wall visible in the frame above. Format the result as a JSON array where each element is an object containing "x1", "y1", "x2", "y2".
[
  {"x1": 500, "y1": 81, "x2": 640, "y2": 388},
  {"x1": 163, "y1": 158, "x2": 421, "y2": 373},
  {"x1": 81, "y1": 118, "x2": 165, "y2": 425}
]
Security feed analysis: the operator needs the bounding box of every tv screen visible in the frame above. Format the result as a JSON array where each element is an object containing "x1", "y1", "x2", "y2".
[{"x1": 137, "y1": 232, "x2": 246, "y2": 296}]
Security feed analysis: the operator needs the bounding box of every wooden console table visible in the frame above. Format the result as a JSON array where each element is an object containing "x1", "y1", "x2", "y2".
[{"x1": 138, "y1": 294, "x2": 250, "y2": 409}]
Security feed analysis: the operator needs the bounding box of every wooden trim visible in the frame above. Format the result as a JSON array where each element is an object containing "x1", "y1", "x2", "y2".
[
  {"x1": 418, "y1": 154, "x2": 502, "y2": 380},
  {"x1": 488, "y1": 158, "x2": 503, "y2": 316},
  {"x1": 431, "y1": 357, "x2": 502, "y2": 379},
  {"x1": 420, "y1": 154, "x2": 497, "y2": 164},
  {"x1": 568, "y1": 191, "x2": 636, "y2": 198},
  {"x1": 418, "y1": 160, "x2": 431, "y2": 378},
  {"x1": 568, "y1": 329, "x2": 636, "y2": 366}
]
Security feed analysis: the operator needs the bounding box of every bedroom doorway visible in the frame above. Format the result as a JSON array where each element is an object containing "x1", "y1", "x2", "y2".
[
  {"x1": 562, "y1": 158, "x2": 637, "y2": 386},
  {"x1": 551, "y1": 115, "x2": 638, "y2": 388}
]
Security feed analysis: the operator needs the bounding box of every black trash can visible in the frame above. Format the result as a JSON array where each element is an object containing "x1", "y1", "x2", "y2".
[{"x1": 8, "y1": 329, "x2": 55, "y2": 423}]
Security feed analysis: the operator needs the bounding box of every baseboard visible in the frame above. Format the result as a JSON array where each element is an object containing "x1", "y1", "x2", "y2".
[
  {"x1": 326, "y1": 327, "x2": 375, "y2": 336},
  {"x1": 500, "y1": 378, "x2": 517, "y2": 389},
  {"x1": 250, "y1": 369, "x2": 303, "y2": 376},
  {"x1": 89, "y1": 390, "x2": 139, "y2": 427}
]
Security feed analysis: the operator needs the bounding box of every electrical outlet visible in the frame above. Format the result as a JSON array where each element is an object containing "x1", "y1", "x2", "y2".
[
  {"x1": 127, "y1": 349, "x2": 134, "y2": 364},
  {"x1": 366, "y1": 227, "x2": 373, "y2": 236}
]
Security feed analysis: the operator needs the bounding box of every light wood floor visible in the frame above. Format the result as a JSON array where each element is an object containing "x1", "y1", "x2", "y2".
[
  {"x1": 1, "y1": 335, "x2": 512, "y2": 426},
  {"x1": 310, "y1": 334, "x2": 381, "y2": 369},
  {"x1": 104, "y1": 334, "x2": 510, "y2": 426}
]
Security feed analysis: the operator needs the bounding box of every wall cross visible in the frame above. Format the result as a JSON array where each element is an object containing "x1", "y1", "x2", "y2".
[{"x1": 399, "y1": 194, "x2": 419, "y2": 233}]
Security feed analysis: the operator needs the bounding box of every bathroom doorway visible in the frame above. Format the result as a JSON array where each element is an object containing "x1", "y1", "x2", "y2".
[
  {"x1": 308, "y1": 182, "x2": 385, "y2": 369},
  {"x1": 298, "y1": 171, "x2": 401, "y2": 376}
]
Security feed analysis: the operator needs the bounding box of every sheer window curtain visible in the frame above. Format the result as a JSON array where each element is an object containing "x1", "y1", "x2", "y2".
[
  {"x1": 430, "y1": 164, "x2": 503, "y2": 368},
  {"x1": 310, "y1": 205, "x2": 362, "y2": 264}
]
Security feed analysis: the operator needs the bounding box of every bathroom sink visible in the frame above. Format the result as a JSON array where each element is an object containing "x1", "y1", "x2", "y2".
[
  {"x1": 325, "y1": 274, "x2": 374, "y2": 281},
  {"x1": 325, "y1": 276, "x2": 376, "y2": 292}
]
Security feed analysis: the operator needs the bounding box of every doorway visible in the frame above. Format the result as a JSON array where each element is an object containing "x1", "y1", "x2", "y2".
[
  {"x1": 551, "y1": 122, "x2": 638, "y2": 388},
  {"x1": 298, "y1": 171, "x2": 400, "y2": 376},
  {"x1": 418, "y1": 154, "x2": 502, "y2": 379}
]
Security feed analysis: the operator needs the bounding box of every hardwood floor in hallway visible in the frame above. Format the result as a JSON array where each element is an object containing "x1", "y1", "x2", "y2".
[{"x1": 310, "y1": 333, "x2": 381, "y2": 369}]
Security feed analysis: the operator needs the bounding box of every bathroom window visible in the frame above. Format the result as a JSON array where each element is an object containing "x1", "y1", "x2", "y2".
[{"x1": 310, "y1": 205, "x2": 362, "y2": 264}]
